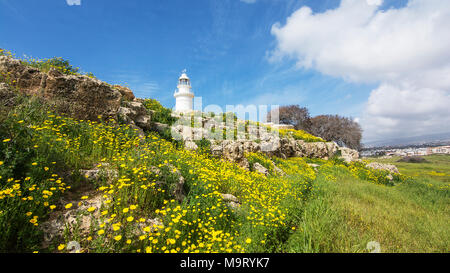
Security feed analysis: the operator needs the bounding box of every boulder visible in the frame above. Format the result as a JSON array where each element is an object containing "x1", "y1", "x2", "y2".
[
  {"x1": 135, "y1": 114, "x2": 152, "y2": 130},
  {"x1": 171, "y1": 125, "x2": 194, "y2": 141}
]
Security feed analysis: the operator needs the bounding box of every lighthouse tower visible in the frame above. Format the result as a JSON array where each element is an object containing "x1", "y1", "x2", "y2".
[{"x1": 174, "y1": 70, "x2": 194, "y2": 112}]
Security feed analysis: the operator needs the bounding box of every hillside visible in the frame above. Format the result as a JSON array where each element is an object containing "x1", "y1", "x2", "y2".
[{"x1": 0, "y1": 50, "x2": 448, "y2": 253}]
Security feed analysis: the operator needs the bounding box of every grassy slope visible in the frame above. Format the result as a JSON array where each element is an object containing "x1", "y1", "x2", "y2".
[
  {"x1": 289, "y1": 155, "x2": 449, "y2": 253},
  {"x1": 0, "y1": 88, "x2": 448, "y2": 253}
]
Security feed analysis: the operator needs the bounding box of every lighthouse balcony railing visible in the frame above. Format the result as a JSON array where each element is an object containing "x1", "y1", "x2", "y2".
[{"x1": 179, "y1": 82, "x2": 191, "y2": 86}]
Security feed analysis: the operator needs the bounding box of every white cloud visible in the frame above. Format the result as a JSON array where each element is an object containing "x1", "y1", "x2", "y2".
[
  {"x1": 271, "y1": 0, "x2": 450, "y2": 142},
  {"x1": 66, "y1": 0, "x2": 81, "y2": 6},
  {"x1": 240, "y1": 0, "x2": 258, "y2": 3},
  {"x1": 366, "y1": 0, "x2": 383, "y2": 6},
  {"x1": 363, "y1": 84, "x2": 450, "y2": 139}
]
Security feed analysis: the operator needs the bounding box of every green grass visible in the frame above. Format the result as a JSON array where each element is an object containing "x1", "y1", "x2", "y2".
[
  {"x1": 367, "y1": 155, "x2": 450, "y2": 186},
  {"x1": 288, "y1": 155, "x2": 450, "y2": 253}
]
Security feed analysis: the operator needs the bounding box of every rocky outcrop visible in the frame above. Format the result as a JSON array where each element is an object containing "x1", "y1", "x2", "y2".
[
  {"x1": 206, "y1": 138, "x2": 355, "y2": 164},
  {"x1": 170, "y1": 113, "x2": 359, "y2": 163},
  {"x1": 0, "y1": 55, "x2": 161, "y2": 136},
  {"x1": 0, "y1": 56, "x2": 123, "y2": 121}
]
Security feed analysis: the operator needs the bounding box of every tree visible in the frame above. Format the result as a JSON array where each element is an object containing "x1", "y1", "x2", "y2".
[
  {"x1": 309, "y1": 115, "x2": 362, "y2": 150},
  {"x1": 267, "y1": 105, "x2": 312, "y2": 131}
]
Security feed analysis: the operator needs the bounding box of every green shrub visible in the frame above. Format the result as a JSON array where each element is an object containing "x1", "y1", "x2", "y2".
[
  {"x1": 24, "y1": 57, "x2": 79, "y2": 75},
  {"x1": 194, "y1": 138, "x2": 211, "y2": 156},
  {"x1": 142, "y1": 98, "x2": 177, "y2": 126}
]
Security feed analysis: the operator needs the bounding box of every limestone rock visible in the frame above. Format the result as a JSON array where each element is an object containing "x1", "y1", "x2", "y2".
[
  {"x1": 40, "y1": 218, "x2": 64, "y2": 248},
  {"x1": 253, "y1": 162, "x2": 269, "y2": 176},
  {"x1": 210, "y1": 143, "x2": 223, "y2": 157},
  {"x1": 339, "y1": 147, "x2": 359, "y2": 162},
  {"x1": 113, "y1": 85, "x2": 135, "y2": 101},
  {"x1": 221, "y1": 193, "x2": 240, "y2": 209},
  {"x1": 366, "y1": 162, "x2": 400, "y2": 174},
  {"x1": 238, "y1": 158, "x2": 250, "y2": 171},
  {"x1": 301, "y1": 142, "x2": 332, "y2": 159},
  {"x1": 221, "y1": 193, "x2": 239, "y2": 203},
  {"x1": 135, "y1": 114, "x2": 152, "y2": 130},
  {"x1": 79, "y1": 166, "x2": 118, "y2": 183},
  {"x1": 118, "y1": 100, "x2": 152, "y2": 130},
  {"x1": 147, "y1": 218, "x2": 164, "y2": 232},
  {"x1": 222, "y1": 140, "x2": 245, "y2": 162},
  {"x1": 184, "y1": 140, "x2": 198, "y2": 151}
]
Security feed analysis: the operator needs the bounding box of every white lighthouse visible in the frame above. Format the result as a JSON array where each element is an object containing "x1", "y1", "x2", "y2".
[{"x1": 174, "y1": 70, "x2": 194, "y2": 112}]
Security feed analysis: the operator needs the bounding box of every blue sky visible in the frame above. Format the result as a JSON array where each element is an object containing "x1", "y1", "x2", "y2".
[
  {"x1": 1, "y1": 0, "x2": 448, "y2": 143},
  {"x1": 0, "y1": 0, "x2": 372, "y2": 114}
]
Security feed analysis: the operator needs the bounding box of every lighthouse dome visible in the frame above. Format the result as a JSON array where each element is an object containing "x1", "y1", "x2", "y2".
[{"x1": 179, "y1": 73, "x2": 190, "y2": 80}]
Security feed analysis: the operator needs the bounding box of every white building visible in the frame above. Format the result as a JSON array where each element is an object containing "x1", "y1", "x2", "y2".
[{"x1": 174, "y1": 70, "x2": 194, "y2": 112}]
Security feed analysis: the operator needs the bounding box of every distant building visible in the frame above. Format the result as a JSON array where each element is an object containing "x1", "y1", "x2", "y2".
[
  {"x1": 430, "y1": 146, "x2": 450, "y2": 154},
  {"x1": 362, "y1": 145, "x2": 450, "y2": 158}
]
